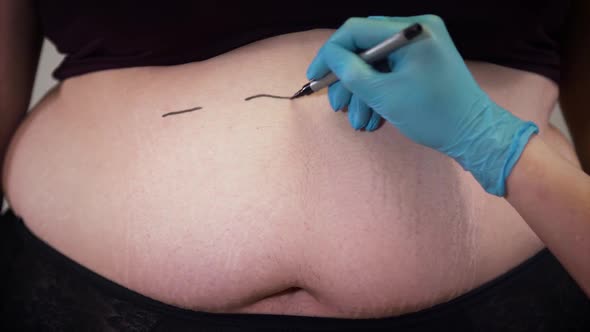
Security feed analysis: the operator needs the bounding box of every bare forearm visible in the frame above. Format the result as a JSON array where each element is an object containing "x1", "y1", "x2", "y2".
[{"x1": 506, "y1": 135, "x2": 590, "y2": 295}]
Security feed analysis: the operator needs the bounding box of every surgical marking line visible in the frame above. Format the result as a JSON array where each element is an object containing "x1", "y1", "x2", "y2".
[
  {"x1": 245, "y1": 94, "x2": 292, "y2": 101},
  {"x1": 162, "y1": 106, "x2": 203, "y2": 118}
]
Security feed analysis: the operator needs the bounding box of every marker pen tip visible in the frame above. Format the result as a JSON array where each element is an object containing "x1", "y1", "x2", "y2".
[{"x1": 290, "y1": 83, "x2": 313, "y2": 100}]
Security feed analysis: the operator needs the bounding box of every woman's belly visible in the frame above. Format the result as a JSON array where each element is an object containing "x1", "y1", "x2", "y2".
[{"x1": 2, "y1": 29, "x2": 575, "y2": 318}]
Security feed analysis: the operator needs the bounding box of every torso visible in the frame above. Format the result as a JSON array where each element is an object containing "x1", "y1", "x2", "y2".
[{"x1": 2, "y1": 29, "x2": 577, "y2": 318}]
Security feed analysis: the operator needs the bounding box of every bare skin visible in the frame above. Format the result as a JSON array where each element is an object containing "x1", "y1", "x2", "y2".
[{"x1": 507, "y1": 135, "x2": 590, "y2": 295}]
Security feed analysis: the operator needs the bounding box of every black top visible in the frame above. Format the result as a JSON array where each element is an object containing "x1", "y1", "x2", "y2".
[{"x1": 35, "y1": 1, "x2": 570, "y2": 84}]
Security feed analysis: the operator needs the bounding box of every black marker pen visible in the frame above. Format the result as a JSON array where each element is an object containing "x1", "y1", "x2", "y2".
[{"x1": 290, "y1": 23, "x2": 423, "y2": 99}]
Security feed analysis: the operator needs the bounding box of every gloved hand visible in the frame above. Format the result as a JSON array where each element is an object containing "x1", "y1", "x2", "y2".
[{"x1": 306, "y1": 15, "x2": 539, "y2": 196}]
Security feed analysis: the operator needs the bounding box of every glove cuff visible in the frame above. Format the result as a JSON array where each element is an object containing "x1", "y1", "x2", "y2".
[{"x1": 449, "y1": 98, "x2": 539, "y2": 196}]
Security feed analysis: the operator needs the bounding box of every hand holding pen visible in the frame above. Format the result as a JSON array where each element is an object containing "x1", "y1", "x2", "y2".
[
  {"x1": 291, "y1": 22, "x2": 422, "y2": 99},
  {"x1": 303, "y1": 15, "x2": 539, "y2": 197}
]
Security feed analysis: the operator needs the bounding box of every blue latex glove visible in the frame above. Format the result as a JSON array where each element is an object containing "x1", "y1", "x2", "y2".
[{"x1": 306, "y1": 15, "x2": 539, "y2": 196}]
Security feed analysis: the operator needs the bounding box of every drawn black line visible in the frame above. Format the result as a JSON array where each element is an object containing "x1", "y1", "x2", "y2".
[
  {"x1": 162, "y1": 106, "x2": 203, "y2": 118},
  {"x1": 244, "y1": 94, "x2": 291, "y2": 101}
]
